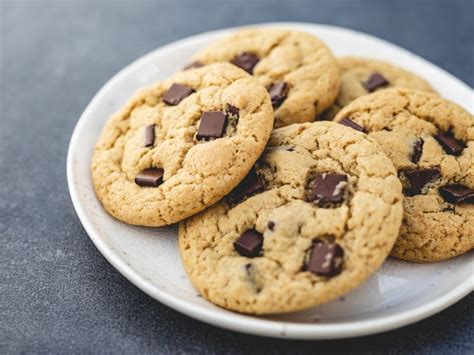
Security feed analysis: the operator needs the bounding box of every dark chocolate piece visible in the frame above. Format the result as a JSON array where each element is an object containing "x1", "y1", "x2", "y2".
[
  {"x1": 234, "y1": 229, "x2": 263, "y2": 257},
  {"x1": 411, "y1": 138, "x2": 424, "y2": 164},
  {"x1": 196, "y1": 112, "x2": 227, "y2": 140},
  {"x1": 225, "y1": 104, "x2": 240, "y2": 119},
  {"x1": 306, "y1": 240, "x2": 344, "y2": 277},
  {"x1": 364, "y1": 72, "x2": 389, "y2": 92},
  {"x1": 163, "y1": 83, "x2": 195, "y2": 105},
  {"x1": 339, "y1": 117, "x2": 367, "y2": 133},
  {"x1": 231, "y1": 52, "x2": 260, "y2": 74},
  {"x1": 435, "y1": 131, "x2": 465, "y2": 156},
  {"x1": 267, "y1": 221, "x2": 275, "y2": 231},
  {"x1": 145, "y1": 124, "x2": 155, "y2": 147},
  {"x1": 245, "y1": 263, "x2": 253, "y2": 275},
  {"x1": 403, "y1": 168, "x2": 440, "y2": 196},
  {"x1": 134, "y1": 168, "x2": 164, "y2": 187},
  {"x1": 268, "y1": 82, "x2": 289, "y2": 107},
  {"x1": 309, "y1": 173, "x2": 348, "y2": 205},
  {"x1": 439, "y1": 184, "x2": 474, "y2": 204},
  {"x1": 230, "y1": 168, "x2": 265, "y2": 202}
]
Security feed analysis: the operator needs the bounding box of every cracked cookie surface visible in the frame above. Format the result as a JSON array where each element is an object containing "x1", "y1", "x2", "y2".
[
  {"x1": 335, "y1": 88, "x2": 474, "y2": 262},
  {"x1": 321, "y1": 57, "x2": 434, "y2": 120},
  {"x1": 190, "y1": 28, "x2": 340, "y2": 127},
  {"x1": 179, "y1": 122, "x2": 403, "y2": 314},
  {"x1": 91, "y1": 63, "x2": 274, "y2": 226}
]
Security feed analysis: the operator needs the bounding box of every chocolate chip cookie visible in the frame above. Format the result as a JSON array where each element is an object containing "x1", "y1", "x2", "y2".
[
  {"x1": 189, "y1": 28, "x2": 340, "y2": 127},
  {"x1": 334, "y1": 88, "x2": 473, "y2": 262},
  {"x1": 179, "y1": 121, "x2": 403, "y2": 314},
  {"x1": 319, "y1": 56, "x2": 434, "y2": 120},
  {"x1": 92, "y1": 63, "x2": 274, "y2": 226}
]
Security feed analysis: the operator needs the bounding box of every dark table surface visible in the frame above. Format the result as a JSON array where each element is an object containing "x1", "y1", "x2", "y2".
[{"x1": 1, "y1": 0, "x2": 473, "y2": 353}]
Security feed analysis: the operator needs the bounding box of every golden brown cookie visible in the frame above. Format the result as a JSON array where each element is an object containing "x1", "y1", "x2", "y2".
[
  {"x1": 179, "y1": 121, "x2": 403, "y2": 314},
  {"x1": 91, "y1": 63, "x2": 274, "y2": 226},
  {"x1": 189, "y1": 28, "x2": 340, "y2": 127},
  {"x1": 334, "y1": 88, "x2": 473, "y2": 262},
  {"x1": 320, "y1": 56, "x2": 434, "y2": 120}
]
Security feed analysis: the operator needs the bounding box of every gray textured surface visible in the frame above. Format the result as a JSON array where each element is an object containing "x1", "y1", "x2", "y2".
[{"x1": 1, "y1": 0, "x2": 473, "y2": 353}]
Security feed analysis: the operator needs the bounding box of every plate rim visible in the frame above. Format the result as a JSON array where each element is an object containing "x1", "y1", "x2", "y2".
[{"x1": 67, "y1": 21, "x2": 474, "y2": 340}]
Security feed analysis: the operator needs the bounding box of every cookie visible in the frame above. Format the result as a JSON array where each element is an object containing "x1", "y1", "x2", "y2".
[
  {"x1": 179, "y1": 122, "x2": 403, "y2": 314},
  {"x1": 334, "y1": 88, "x2": 474, "y2": 262},
  {"x1": 319, "y1": 56, "x2": 434, "y2": 120},
  {"x1": 189, "y1": 28, "x2": 340, "y2": 128},
  {"x1": 91, "y1": 63, "x2": 274, "y2": 226}
]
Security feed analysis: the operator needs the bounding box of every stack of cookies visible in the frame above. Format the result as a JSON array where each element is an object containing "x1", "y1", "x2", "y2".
[{"x1": 92, "y1": 28, "x2": 473, "y2": 315}]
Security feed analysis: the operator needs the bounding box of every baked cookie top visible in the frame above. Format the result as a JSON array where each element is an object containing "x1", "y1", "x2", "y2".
[
  {"x1": 91, "y1": 63, "x2": 274, "y2": 226},
  {"x1": 179, "y1": 122, "x2": 403, "y2": 314},
  {"x1": 189, "y1": 28, "x2": 340, "y2": 127},
  {"x1": 334, "y1": 88, "x2": 474, "y2": 262},
  {"x1": 320, "y1": 56, "x2": 434, "y2": 120}
]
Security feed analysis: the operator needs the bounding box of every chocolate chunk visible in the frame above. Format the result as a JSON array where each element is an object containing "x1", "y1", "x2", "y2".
[
  {"x1": 267, "y1": 221, "x2": 275, "y2": 231},
  {"x1": 309, "y1": 173, "x2": 348, "y2": 205},
  {"x1": 183, "y1": 61, "x2": 204, "y2": 70},
  {"x1": 306, "y1": 240, "x2": 344, "y2": 277},
  {"x1": 234, "y1": 229, "x2": 263, "y2": 257},
  {"x1": 231, "y1": 52, "x2": 260, "y2": 74},
  {"x1": 225, "y1": 104, "x2": 240, "y2": 119},
  {"x1": 411, "y1": 138, "x2": 424, "y2": 164},
  {"x1": 268, "y1": 82, "x2": 289, "y2": 108},
  {"x1": 145, "y1": 124, "x2": 155, "y2": 147},
  {"x1": 230, "y1": 168, "x2": 265, "y2": 202},
  {"x1": 135, "y1": 168, "x2": 164, "y2": 187},
  {"x1": 439, "y1": 184, "x2": 474, "y2": 204},
  {"x1": 245, "y1": 263, "x2": 253, "y2": 275},
  {"x1": 339, "y1": 117, "x2": 367, "y2": 133},
  {"x1": 364, "y1": 72, "x2": 389, "y2": 92},
  {"x1": 163, "y1": 83, "x2": 195, "y2": 105},
  {"x1": 402, "y1": 168, "x2": 440, "y2": 195},
  {"x1": 435, "y1": 131, "x2": 465, "y2": 156},
  {"x1": 196, "y1": 112, "x2": 227, "y2": 140}
]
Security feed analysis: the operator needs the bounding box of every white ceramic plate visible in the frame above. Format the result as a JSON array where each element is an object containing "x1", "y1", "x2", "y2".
[{"x1": 67, "y1": 22, "x2": 473, "y2": 339}]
